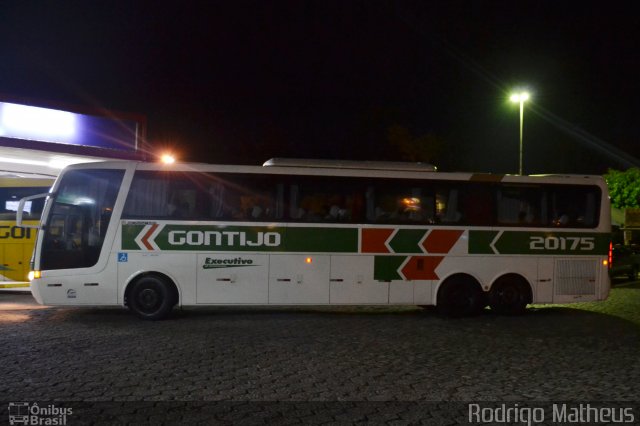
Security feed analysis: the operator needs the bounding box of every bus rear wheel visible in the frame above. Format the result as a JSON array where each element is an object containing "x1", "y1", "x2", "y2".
[
  {"x1": 489, "y1": 275, "x2": 531, "y2": 315},
  {"x1": 127, "y1": 275, "x2": 177, "y2": 320},
  {"x1": 436, "y1": 275, "x2": 485, "y2": 317}
]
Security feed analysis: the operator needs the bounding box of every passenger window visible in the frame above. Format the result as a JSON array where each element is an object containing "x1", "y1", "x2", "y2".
[
  {"x1": 549, "y1": 186, "x2": 599, "y2": 228},
  {"x1": 497, "y1": 185, "x2": 544, "y2": 226},
  {"x1": 288, "y1": 177, "x2": 363, "y2": 223},
  {"x1": 123, "y1": 171, "x2": 284, "y2": 222},
  {"x1": 436, "y1": 187, "x2": 462, "y2": 224}
]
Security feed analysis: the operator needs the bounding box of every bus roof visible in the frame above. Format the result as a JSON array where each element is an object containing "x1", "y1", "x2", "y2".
[
  {"x1": 61, "y1": 159, "x2": 607, "y2": 188},
  {"x1": 263, "y1": 158, "x2": 437, "y2": 172}
]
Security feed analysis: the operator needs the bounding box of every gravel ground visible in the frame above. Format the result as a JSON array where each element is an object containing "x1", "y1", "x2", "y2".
[{"x1": 1, "y1": 286, "x2": 639, "y2": 424}]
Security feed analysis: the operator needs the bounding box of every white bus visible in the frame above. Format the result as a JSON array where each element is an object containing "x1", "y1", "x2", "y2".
[{"x1": 17, "y1": 159, "x2": 611, "y2": 319}]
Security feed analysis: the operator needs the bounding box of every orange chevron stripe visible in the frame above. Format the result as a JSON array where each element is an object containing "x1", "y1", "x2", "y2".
[
  {"x1": 361, "y1": 228, "x2": 394, "y2": 253},
  {"x1": 401, "y1": 256, "x2": 444, "y2": 280},
  {"x1": 422, "y1": 229, "x2": 463, "y2": 254},
  {"x1": 141, "y1": 223, "x2": 159, "y2": 250}
]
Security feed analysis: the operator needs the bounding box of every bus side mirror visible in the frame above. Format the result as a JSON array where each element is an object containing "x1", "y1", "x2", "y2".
[{"x1": 16, "y1": 192, "x2": 50, "y2": 229}]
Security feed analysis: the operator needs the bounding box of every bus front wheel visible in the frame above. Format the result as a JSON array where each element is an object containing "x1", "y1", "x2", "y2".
[
  {"x1": 489, "y1": 275, "x2": 531, "y2": 315},
  {"x1": 127, "y1": 275, "x2": 177, "y2": 320}
]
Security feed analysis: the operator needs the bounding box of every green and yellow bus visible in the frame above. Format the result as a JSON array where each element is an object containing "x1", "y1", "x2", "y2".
[
  {"x1": 1, "y1": 177, "x2": 53, "y2": 290},
  {"x1": 18, "y1": 159, "x2": 611, "y2": 319}
]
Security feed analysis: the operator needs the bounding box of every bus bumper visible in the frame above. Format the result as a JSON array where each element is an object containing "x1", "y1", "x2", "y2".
[{"x1": 30, "y1": 280, "x2": 44, "y2": 305}]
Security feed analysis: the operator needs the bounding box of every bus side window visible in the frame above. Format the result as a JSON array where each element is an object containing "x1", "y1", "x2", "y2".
[
  {"x1": 438, "y1": 189, "x2": 462, "y2": 223},
  {"x1": 496, "y1": 185, "x2": 543, "y2": 227},
  {"x1": 300, "y1": 194, "x2": 328, "y2": 221},
  {"x1": 123, "y1": 173, "x2": 171, "y2": 219},
  {"x1": 549, "y1": 186, "x2": 599, "y2": 228},
  {"x1": 463, "y1": 185, "x2": 493, "y2": 226},
  {"x1": 207, "y1": 183, "x2": 225, "y2": 219},
  {"x1": 550, "y1": 190, "x2": 575, "y2": 227},
  {"x1": 374, "y1": 194, "x2": 395, "y2": 222},
  {"x1": 170, "y1": 200, "x2": 191, "y2": 218}
]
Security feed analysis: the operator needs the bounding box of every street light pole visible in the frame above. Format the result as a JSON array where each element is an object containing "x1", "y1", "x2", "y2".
[{"x1": 510, "y1": 92, "x2": 530, "y2": 175}]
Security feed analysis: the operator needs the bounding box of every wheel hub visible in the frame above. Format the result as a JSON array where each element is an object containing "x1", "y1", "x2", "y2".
[{"x1": 138, "y1": 288, "x2": 159, "y2": 309}]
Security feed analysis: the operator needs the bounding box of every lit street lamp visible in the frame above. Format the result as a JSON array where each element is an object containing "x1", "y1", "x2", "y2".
[
  {"x1": 510, "y1": 91, "x2": 530, "y2": 175},
  {"x1": 160, "y1": 153, "x2": 176, "y2": 164}
]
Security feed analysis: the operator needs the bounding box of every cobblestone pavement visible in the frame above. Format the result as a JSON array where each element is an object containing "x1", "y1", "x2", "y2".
[{"x1": 1, "y1": 293, "x2": 639, "y2": 424}]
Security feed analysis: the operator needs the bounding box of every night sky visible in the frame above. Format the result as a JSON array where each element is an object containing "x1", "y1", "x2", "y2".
[{"x1": 1, "y1": 1, "x2": 639, "y2": 174}]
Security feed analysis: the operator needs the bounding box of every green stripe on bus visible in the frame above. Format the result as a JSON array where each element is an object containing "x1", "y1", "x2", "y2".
[
  {"x1": 374, "y1": 256, "x2": 405, "y2": 281},
  {"x1": 388, "y1": 229, "x2": 426, "y2": 254},
  {"x1": 122, "y1": 224, "x2": 145, "y2": 250},
  {"x1": 122, "y1": 224, "x2": 609, "y2": 256},
  {"x1": 122, "y1": 224, "x2": 358, "y2": 253},
  {"x1": 284, "y1": 227, "x2": 357, "y2": 252},
  {"x1": 469, "y1": 230, "x2": 609, "y2": 255},
  {"x1": 468, "y1": 231, "x2": 499, "y2": 254}
]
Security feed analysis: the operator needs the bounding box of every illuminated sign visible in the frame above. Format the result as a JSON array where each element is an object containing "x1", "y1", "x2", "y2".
[{"x1": 0, "y1": 101, "x2": 139, "y2": 152}]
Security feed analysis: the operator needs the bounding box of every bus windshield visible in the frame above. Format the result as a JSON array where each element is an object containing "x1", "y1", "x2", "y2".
[{"x1": 41, "y1": 169, "x2": 124, "y2": 270}]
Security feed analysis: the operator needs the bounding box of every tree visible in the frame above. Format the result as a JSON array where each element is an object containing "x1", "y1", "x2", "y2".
[
  {"x1": 386, "y1": 125, "x2": 443, "y2": 165},
  {"x1": 604, "y1": 168, "x2": 640, "y2": 209}
]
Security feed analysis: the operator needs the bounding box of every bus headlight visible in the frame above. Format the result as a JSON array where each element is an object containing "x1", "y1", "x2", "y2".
[{"x1": 28, "y1": 270, "x2": 41, "y2": 281}]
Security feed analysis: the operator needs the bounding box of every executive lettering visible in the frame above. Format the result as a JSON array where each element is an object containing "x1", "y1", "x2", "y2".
[
  {"x1": 205, "y1": 257, "x2": 253, "y2": 265},
  {"x1": 203, "y1": 257, "x2": 258, "y2": 269}
]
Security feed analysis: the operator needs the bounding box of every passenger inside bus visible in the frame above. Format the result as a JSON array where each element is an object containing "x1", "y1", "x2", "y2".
[{"x1": 170, "y1": 201, "x2": 191, "y2": 218}]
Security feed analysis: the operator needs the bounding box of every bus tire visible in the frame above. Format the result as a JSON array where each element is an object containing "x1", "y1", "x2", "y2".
[
  {"x1": 127, "y1": 274, "x2": 177, "y2": 320},
  {"x1": 489, "y1": 274, "x2": 531, "y2": 315},
  {"x1": 436, "y1": 275, "x2": 485, "y2": 317}
]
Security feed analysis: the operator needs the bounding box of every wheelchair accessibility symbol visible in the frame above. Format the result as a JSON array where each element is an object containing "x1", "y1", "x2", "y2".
[{"x1": 118, "y1": 253, "x2": 128, "y2": 262}]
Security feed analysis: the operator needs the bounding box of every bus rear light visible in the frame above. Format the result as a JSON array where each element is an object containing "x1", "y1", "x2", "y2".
[{"x1": 608, "y1": 242, "x2": 613, "y2": 269}]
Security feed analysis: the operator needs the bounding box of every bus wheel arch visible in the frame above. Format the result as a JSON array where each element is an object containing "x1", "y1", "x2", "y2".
[
  {"x1": 125, "y1": 272, "x2": 179, "y2": 320},
  {"x1": 488, "y1": 273, "x2": 532, "y2": 315},
  {"x1": 436, "y1": 273, "x2": 486, "y2": 317}
]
